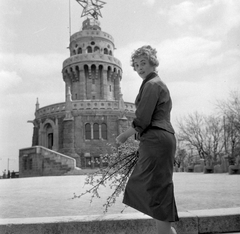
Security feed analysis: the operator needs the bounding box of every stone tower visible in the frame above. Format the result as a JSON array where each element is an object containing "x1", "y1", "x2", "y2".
[{"x1": 23, "y1": 1, "x2": 136, "y2": 170}]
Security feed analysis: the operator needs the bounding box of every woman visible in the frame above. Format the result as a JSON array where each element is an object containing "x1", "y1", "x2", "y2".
[{"x1": 116, "y1": 45, "x2": 179, "y2": 234}]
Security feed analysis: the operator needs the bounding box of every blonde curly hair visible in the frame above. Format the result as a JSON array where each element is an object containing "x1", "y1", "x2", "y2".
[{"x1": 130, "y1": 45, "x2": 159, "y2": 71}]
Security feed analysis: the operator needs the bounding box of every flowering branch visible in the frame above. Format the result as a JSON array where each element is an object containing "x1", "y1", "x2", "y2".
[{"x1": 72, "y1": 139, "x2": 139, "y2": 213}]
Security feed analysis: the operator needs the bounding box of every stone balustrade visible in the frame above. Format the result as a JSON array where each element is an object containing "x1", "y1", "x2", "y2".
[{"x1": 36, "y1": 101, "x2": 135, "y2": 119}]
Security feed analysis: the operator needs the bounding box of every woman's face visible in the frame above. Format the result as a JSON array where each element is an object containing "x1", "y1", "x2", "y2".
[{"x1": 133, "y1": 56, "x2": 155, "y2": 79}]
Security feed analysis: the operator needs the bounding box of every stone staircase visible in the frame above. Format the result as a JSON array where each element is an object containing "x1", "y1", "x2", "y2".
[
  {"x1": 19, "y1": 146, "x2": 83, "y2": 177},
  {"x1": 43, "y1": 157, "x2": 72, "y2": 176},
  {"x1": 40, "y1": 147, "x2": 82, "y2": 176}
]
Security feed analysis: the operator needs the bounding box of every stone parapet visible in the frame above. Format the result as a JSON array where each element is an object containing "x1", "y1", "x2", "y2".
[
  {"x1": 0, "y1": 207, "x2": 239, "y2": 234},
  {"x1": 35, "y1": 102, "x2": 65, "y2": 118},
  {"x1": 62, "y1": 54, "x2": 122, "y2": 69}
]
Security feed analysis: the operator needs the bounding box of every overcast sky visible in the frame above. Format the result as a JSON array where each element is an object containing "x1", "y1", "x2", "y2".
[{"x1": 0, "y1": 0, "x2": 240, "y2": 172}]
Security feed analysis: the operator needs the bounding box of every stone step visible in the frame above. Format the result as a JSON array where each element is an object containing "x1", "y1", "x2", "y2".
[{"x1": 43, "y1": 156, "x2": 72, "y2": 175}]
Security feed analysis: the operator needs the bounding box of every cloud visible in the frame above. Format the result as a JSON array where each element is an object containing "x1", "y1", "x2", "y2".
[
  {"x1": 0, "y1": 53, "x2": 65, "y2": 77},
  {"x1": 115, "y1": 36, "x2": 225, "y2": 77},
  {"x1": 158, "y1": 0, "x2": 240, "y2": 37},
  {"x1": 170, "y1": 70, "x2": 240, "y2": 129},
  {"x1": 159, "y1": 1, "x2": 196, "y2": 26},
  {"x1": 0, "y1": 70, "x2": 22, "y2": 92},
  {"x1": 142, "y1": 0, "x2": 155, "y2": 7},
  {"x1": 156, "y1": 37, "x2": 222, "y2": 74}
]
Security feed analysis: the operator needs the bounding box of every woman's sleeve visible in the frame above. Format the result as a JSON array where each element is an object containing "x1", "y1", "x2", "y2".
[{"x1": 132, "y1": 82, "x2": 159, "y2": 135}]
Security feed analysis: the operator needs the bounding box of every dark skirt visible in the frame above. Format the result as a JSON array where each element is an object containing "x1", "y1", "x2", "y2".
[{"x1": 123, "y1": 128, "x2": 179, "y2": 222}]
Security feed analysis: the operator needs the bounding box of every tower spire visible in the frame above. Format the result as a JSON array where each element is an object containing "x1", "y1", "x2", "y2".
[{"x1": 35, "y1": 98, "x2": 39, "y2": 111}]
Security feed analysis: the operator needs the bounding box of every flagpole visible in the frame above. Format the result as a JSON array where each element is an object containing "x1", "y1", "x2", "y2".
[{"x1": 69, "y1": 0, "x2": 72, "y2": 38}]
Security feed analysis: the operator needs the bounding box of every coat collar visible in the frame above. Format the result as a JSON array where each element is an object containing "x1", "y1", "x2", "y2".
[{"x1": 139, "y1": 72, "x2": 158, "y2": 92}]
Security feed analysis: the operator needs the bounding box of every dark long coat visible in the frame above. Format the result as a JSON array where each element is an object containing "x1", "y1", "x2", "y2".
[{"x1": 123, "y1": 72, "x2": 179, "y2": 222}]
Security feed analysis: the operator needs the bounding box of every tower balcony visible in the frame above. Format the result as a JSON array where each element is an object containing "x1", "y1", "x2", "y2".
[{"x1": 62, "y1": 54, "x2": 122, "y2": 71}]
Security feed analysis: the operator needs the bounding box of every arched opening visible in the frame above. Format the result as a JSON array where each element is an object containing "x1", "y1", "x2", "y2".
[
  {"x1": 94, "y1": 46, "x2": 100, "y2": 53},
  {"x1": 104, "y1": 48, "x2": 108, "y2": 54},
  {"x1": 93, "y1": 123, "x2": 99, "y2": 139},
  {"x1": 78, "y1": 47, "x2": 82, "y2": 54},
  {"x1": 75, "y1": 65, "x2": 80, "y2": 82},
  {"x1": 107, "y1": 66, "x2": 111, "y2": 81},
  {"x1": 85, "y1": 123, "x2": 91, "y2": 140},
  {"x1": 91, "y1": 64, "x2": 96, "y2": 79},
  {"x1": 45, "y1": 123, "x2": 53, "y2": 149},
  {"x1": 87, "y1": 46, "x2": 92, "y2": 53}
]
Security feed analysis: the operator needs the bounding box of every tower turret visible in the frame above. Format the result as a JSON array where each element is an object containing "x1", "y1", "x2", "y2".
[{"x1": 62, "y1": 0, "x2": 122, "y2": 102}]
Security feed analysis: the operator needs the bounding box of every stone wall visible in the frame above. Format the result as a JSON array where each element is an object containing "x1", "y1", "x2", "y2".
[{"x1": 0, "y1": 207, "x2": 239, "y2": 234}]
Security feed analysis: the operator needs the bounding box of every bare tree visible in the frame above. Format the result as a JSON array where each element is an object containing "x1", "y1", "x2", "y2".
[
  {"x1": 178, "y1": 112, "x2": 206, "y2": 159},
  {"x1": 203, "y1": 115, "x2": 225, "y2": 164},
  {"x1": 177, "y1": 112, "x2": 224, "y2": 165},
  {"x1": 217, "y1": 91, "x2": 240, "y2": 164}
]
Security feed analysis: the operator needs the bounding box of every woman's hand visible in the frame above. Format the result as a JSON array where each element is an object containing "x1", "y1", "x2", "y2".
[
  {"x1": 116, "y1": 127, "x2": 137, "y2": 145},
  {"x1": 116, "y1": 132, "x2": 128, "y2": 145}
]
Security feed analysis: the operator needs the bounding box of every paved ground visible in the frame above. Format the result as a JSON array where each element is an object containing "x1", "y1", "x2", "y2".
[{"x1": 0, "y1": 172, "x2": 239, "y2": 219}]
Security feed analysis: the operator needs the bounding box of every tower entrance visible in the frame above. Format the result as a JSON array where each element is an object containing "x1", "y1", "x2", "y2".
[{"x1": 45, "y1": 123, "x2": 53, "y2": 150}]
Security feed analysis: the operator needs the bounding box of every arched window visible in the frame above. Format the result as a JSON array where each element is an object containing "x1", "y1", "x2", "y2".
[
  {"x1": 93, "y1": 123, "x2": 99, "y2": 139},
  {"x1": 78, "y1": 47, "x2": 82, "y2": 54},
  {"x1": 94, "y1": 46, "x2": 100, "y2": 53},
  {"x1": 104, "y1": 48, "x2": 108, "y2": 54},
  {"x1": 101, "y1": 123, "x2": 107, "y2": 140},
  {"x1": 85, "y1": 123, "x2": 91, "y2": 140},
  {"x1": 87, "y1": 46, "x2": 92, "y2": 53}
]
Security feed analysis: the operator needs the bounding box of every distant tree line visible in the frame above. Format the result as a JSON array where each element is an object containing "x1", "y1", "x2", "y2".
[{"x1": 175, "y1": 91, "x2": 240, "y2": 168}]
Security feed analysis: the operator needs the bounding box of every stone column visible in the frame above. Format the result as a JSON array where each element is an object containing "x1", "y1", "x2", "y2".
[
  {"x1": 32, "y1": 126, "x2": 39, "y2": 146},
  {"x1": 52, "y1": 118, "x2": 59, "y2": 151},
  {"x1": 102, "y1": 69, "x2": 108, "y2": 100},
  {"x1": 79, "y1": 68, "x2": 86, "y2": 100},
  {"x1": 114, "y1": 74, "x2": 120, "y2": 100}
]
